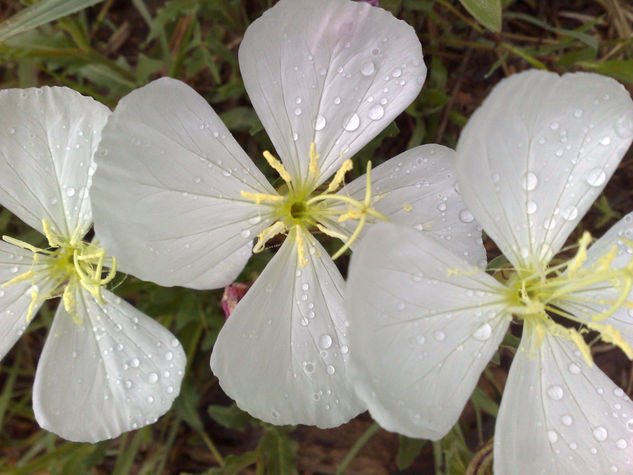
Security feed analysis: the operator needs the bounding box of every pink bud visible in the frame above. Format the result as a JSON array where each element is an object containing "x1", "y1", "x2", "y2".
[
  {"x1": 221, "y1": 282, "x2": 249, "y2": 319},
  {"x1": 359, "y1": 0, "x2": 379, "y2": 6}
]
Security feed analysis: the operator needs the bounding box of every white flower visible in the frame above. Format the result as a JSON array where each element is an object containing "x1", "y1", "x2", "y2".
[
  {"x1": 0, "y1": 87, "x2": 186, "y2": 443},
  {"x1": 346, "y1": 70, "x2": 633, "y2": 473},
  {"x1": 89, "y1": 0, "x2": 483, "y2": 427}
]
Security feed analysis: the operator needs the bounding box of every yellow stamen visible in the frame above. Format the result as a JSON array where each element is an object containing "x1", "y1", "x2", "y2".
[
  {"x1": 241, "y1": 190, "x2": 284, "y2": 205},
  {"x1": 309, "y1": 142, "x2": 320, "y2": 178},
  {"x1": 566, "y1": 231, "x2": 591, "y2": 275},
  {"x1": 263, "y1": 150, "x2": 292, "y2": 184},
  {"x1": 294, "y1": 227, "x2": 308, "y2": 268},
  {"x1": 253, "y1": 221, "x2": 286, "y2": 253},
  {"x1": 316, "y1": 224, "x2": 349, "y2": 241},
  {"x1": 325, "y1": 159, "x2": 353, "y2": 193},
  {"x1": 402, "y1": 203, "x2": 413, "y2": 212},
  {"x1": 42, "y1": 219, "x2": 62, "y2": 247}
]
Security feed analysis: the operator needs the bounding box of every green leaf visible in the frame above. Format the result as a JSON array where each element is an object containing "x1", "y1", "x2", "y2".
[
  {"x1": 0, "y1": 0, "x2": 103, "y2": 42},
  {"x1": 458, "y1": 0, "x2": 502, "y2": 32},
  {"x1": 396, "y1": 435, "x2": 428, "y2": 470},
  {"x1": 207, "y1": 404, "x2": 253, "y2": 430},
  {"x1": 470, "y1": 387, "x2": 499, "y2": 418},
  {"x1": 257, "y1": 427, "x2": 298, "y2": 475},
  {"x1": 578, "y1": 59, "x2": 633, "y2": 84},
  {"x1": 206, "y1": 452, "x2": 258, "y2": 475}
]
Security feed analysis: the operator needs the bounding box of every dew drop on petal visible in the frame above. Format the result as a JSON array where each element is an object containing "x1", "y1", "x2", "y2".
[
  {"x1": 573, "y1": 109, "x2": 583, "y2": 118},
  {"x1": 561, "y1": 414, "x2": 573, "y2": 426},
  {"x1": 617, "y1": 439, "x2": 628, "y2": 449},
  {"x1": 586, "y1": 168, "x2": 606, "y2": 187},
  {"x1": 527, "y1": 201, "x2": 537, "y2": 215},
  {"x1": 459, "y1": 209, "x2": 474, "y2": 223},
  {"x1": 593, "y1": 426, "x2": 608, "y2": 441},
  {"x1": 433, "y1": 330, "x2": 446, "y2": 342},
  {"x1": 522, "y1": 172, "x2": 538, "y2": 191},
  {"x1": 547, "y1": 385, "x2": 564, "y2": 400},
  {"x1": 314, "y1": 114, "x2": 326, "y2": 131},
  {"x1": 303, "y1": 361, "x2": 315, "y2": 374},
  {"x1": 343, "y1": 113, "x2": 360, "y2": 131},
  {"x1": 473, "y1": 323, "x2": 492, "y2": 341},
  {"x1": 326, "y1": 365, "x2": 336, "y2": 375},
  {"x1": 600, "y1": 135, "x2": 612, "y2": 146},
  {"x1": 66, "y1": 187, "x2": 76, "y2": 197},
  {"x1": 615, "y1": 115, "x2": 633, "y2": 138},
  {"x1": 568, "y1": 363, "x2": 581, "y2": 374},
  {"x1": 547, "y1": 430, "x2": 559, "y2": 443},
  {"x1": 240, "y1": 230, "x2": 251, "y2": 239},
  {"x1": 368, "y1": 104, "x2": 385, "y2": 121},
  {"x1": 340, "y1": 345, "x2": 349, "y2": 354},
  {"x1": 561, "y1": 206, "x2": 579, "y2": 221},
  {"x1": 361, "y1": 61, "x2": 375, "y2": 76},
  {"x1": 319, "y1": 334, "x2": 333, "y2": 349},
  {"x1": 148, "y1": 372, "x2": 159, "y2": 384},
  {"x1": 130, "y1": 358, "x2": 140, "y2": 368}
]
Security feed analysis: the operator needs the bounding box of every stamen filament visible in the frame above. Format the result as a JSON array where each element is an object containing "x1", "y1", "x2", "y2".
[{"x1": 263, "y1": 150, "x2": 292, "y2": 184}]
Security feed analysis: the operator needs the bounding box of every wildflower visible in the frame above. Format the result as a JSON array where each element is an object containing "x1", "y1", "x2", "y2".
[
  {"x1": 90, "y1": 0, "x2": 482, "y2": 427},
  {"x1": 346, "y1": 70, "x2": 633, "y2": 472},
  {"x1": 0, "y1": 87, "x2": 185, "y2": 442}
]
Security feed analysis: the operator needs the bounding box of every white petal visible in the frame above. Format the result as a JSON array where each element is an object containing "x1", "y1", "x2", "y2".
[
  {"x1": 0, "y1": 87, "x2": 110, "y2": 238},
  {"x1": 495, "y1": 323, "x2": 633, "y2": 474},
  {"x1": 346, "y1": 223, "x2": 510, "y2": 439},
  {"x1": 32, "y1": 287, "x2": 185, "y2": 442},
  {"x1": 210, "y1": 228, "x2": 364, "y2": 427},
  {"x1": 239, "y1": 0, "x2": 426, "y2": 184},
  {"x1": 336, "y1": 144, "x2": 486, "y2": 267},
  {"x1": 91, "y1": 78, "x2": 276, "y2": 289},
  {"x1": 0, "y1": 241, "x2": 54, "y2": 359},
  {"x1": 554, "y1": 212, "x2": 633, "y2": 342},
  {"x1": 457, "y1": 70, "x2": 633, "y2": 269}
]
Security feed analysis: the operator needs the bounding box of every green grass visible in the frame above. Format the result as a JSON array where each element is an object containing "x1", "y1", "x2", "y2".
[{"x1": 0, "y1": 0, "x2": 632, "y2": 473}]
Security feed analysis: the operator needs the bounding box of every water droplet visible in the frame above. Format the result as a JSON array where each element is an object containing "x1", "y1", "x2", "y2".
[
  {"x1": 300, "y1": 317, "x2": 309, "y2": 326},
  {"x1": 544, "y1": 218, "x2": 556, "y2": 230},
  {"x1": 130, "y1": 358, "x2": 140, "y2": 368},
  {"x1": 550, "y1": 121, "x2": 560, "y2": 130},
  {"x1": 171, "y1": 338, "x2": 179, "y2": 348},
  {"x1": 303, "y1": 361, "x2": 315, "y2": 374},
  {"x1": 9, "y1": 127, "x2": 15, "y2": 135},
  {"x1": 334, "y1": 97, "x2": 341, "y2": 105},
  {"x1": 319, "y1": 334, "x2": 333, "y2": 349},
  {"x1": 574, "y1": 109, "x2": 583, "y2": 118},
  {"x1": 459, "y1": 209, "x2": 474, "y2": 223},
  {"x1": 326, "y1": 365, "x2": 336, "y2": 375},
  {"x1": 527, "y1": 201, "x2": 537, "y2": 215},
  {"x1": 561, "y1": 414, "x2": 573, "y2": 426},
  {"x1": 547, "y1": 385, "x2": 564, "y2": 400},
  {"x1": 340, "y1": 345, "x2": 349, "y2": 354},
  {"x1": 125, "y1": 380, "x2": 133, "y2": 389},
  {"x1": 586, "y1": 168, "x2": 606, "y2": 187},
  {"x1": 615, "y1": 115, "x2": 633, "y2": 138},
  {"x1": 165, "y1": 351, "x2": 173, "y2": 361},
  {"x1": 66, "y1": 187, "x2": 76, "y2": 197},
  {"x1": 147, "y1": 396, "x2": 154, "y2": 403},
  {"x1": 616, "y1": 438, "x2": 628, "y2": 449},
  {"x1": 368, "y1": 104, "x2": 384, "y2": 121},
  {"x1": 547, "y1": 430, "x2": 559, "y2": 443},
  {"x1": 433, "y1": 331, "x2": 446, "y2": 342},
  {"x1": 593, "y1": 426, "x2": 608, "y2": 441},
  {"x1": 522, "y1": 172, "x2": 538, "y2": 191},
  {"x1": 294, "y1": 107, "x2": 302, "y2": 116},
  {"x1": 561, "y1": 206, "x2": 579, "y2": 221},
  {"x1": 314, "y1": 114, "x2": 326, "y2": 131},
  {"x1": 148, "y1": 372, "x2": 159, "y2": 384},
  {"x1": 568, "y1": 363, "x2": 581, "y2": 374},
  {"x1": 240, "y1": 230, "x2": 251, "y2": 239},
  {"x1": 391, "y1": 68, "x2": 402, "y2": 78},
  {"x1": 343, "y1": 113, "x2": 360, "y2": 131},
  {"x1": 600, "y1": 135, "x2": 612, "y2": 146},
  {"x1": 361, "y1": 61, "x2": 375, "y2": 76},
  {"x1": 473, "y1": 323, "x2": 492, "y2": 341}
]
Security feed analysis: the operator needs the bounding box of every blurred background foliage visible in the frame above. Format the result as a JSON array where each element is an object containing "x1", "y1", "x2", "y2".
[{"x1": 0, "y1": 0, "x2": 632, "y2": 473}]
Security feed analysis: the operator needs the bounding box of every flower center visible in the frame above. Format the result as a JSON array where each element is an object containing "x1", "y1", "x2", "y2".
[
  {"x1": 501, "y1": 231, "x2": 633, "y2": 364},
  {"x1": 240, "y1": 143, "x2": 387, "y2": 267},
  {"x1": 2, "y1": 219, "x2": 117, "y2": 324}
]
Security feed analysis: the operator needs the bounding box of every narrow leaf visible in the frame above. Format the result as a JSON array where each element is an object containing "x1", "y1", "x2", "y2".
[
  {"x1": 459, "y1": 0, "x2": 502, "y2": 32},
  {"x1": 0, "y1": 0, "x2": 104, "y2": 42}
]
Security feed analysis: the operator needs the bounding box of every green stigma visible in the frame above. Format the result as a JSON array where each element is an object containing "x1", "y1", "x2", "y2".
[{"x1": 2, "y1": 219, "x2": 117, "y2": 324}]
